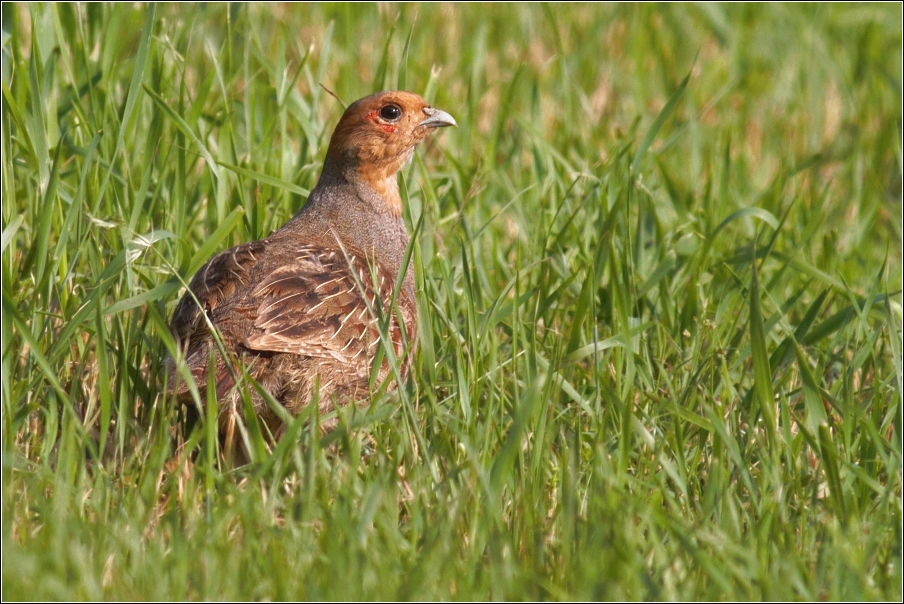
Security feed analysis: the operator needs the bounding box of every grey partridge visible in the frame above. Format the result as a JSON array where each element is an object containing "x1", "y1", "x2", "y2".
[{"x1": 168, "y1": 91, "x2": 455, "y2": 453}]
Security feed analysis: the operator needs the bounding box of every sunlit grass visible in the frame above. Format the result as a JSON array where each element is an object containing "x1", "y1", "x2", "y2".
[{"x1": 2, "y1": 3, "x2": 902, "y2": 600}]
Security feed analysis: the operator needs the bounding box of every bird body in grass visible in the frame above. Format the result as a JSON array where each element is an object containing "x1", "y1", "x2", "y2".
[{"x1": 167, "y1": 91, "x2": 455, "y2": 454}]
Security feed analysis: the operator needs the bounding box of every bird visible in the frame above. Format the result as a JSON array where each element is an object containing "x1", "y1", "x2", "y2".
[{"x1": 167, "y1": 91, "x2": 455, "y2": 459}]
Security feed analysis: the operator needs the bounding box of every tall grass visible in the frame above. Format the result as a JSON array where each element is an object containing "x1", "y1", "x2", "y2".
[{"x1": 2, "y1": 3, "x2": 901, "y2": 600}]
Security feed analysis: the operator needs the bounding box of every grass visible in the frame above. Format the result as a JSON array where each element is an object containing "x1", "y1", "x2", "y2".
[{"x1": 2, "y1": 2, "x2": 902, "y2": 600}]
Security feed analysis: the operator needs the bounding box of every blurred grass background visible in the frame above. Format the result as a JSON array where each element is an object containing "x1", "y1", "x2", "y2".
[{"x1": 2, "y1": 2, "x2": 902, "y2": 600}]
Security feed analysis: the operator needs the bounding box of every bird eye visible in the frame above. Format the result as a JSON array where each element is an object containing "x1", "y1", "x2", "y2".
[{"x1": 379, "y1": 105, "x2": 402, "y2": 121}]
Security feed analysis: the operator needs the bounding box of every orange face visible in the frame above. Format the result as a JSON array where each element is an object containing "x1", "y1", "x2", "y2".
[{"x1": 326, "y1": 91, "x2": 456, "y2": 178}]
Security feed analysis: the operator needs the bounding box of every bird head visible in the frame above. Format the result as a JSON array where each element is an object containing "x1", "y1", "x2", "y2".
[{"x1": 324, "y1": 91, "x2": 456, "y2": 215}]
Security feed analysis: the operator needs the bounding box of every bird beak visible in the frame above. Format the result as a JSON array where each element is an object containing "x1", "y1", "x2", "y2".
[{"x1": 419, "y1": 107, "x2": 457, "y2": 129}]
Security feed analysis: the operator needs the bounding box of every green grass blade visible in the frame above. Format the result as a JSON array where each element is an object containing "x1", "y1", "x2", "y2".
[
  {"x1": 749, "y1": 255, "x2": 778, "y2": 447},
  {"x1": 143, "y1": 84, "x2": 222, "y2": 184},
  {"x1": 217, "y1": 160, "x2": 309, "y2": 197},
  {"x1": 631, "y1": 72, "x2": 690, "y2": 174}
]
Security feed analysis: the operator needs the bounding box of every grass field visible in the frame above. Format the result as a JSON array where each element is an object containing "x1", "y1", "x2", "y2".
[{"x1": 2, "y1": 3, "x2": 902, "y2": 600}]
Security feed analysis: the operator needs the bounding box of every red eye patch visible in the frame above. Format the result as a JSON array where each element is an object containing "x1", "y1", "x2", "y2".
[{"x1": 366, "y1": 110, "x2": 397, "y2": 133}]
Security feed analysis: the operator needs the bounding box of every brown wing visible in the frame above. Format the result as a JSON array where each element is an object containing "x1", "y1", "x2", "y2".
[
  {"x1": 245, "y1": 246, "x2": 405, "y2": 365},
  {"x1": 168, "y1": 242, "x2": 415, "y2": 399},
  {"x1": 169, "y1": 240, "x2": 268, "y2": 346}
]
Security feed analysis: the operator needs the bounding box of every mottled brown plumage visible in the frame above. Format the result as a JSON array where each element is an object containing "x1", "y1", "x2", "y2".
[{"x1": 168, "y1": 91, "x2": 455, "y2": 453}]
